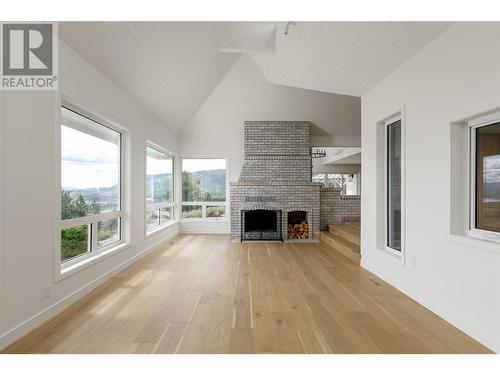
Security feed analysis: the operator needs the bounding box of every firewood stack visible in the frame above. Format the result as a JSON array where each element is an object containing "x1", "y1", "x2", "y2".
[{"x1": 288, "y1": 221, "x2": 309, "y2": 239}]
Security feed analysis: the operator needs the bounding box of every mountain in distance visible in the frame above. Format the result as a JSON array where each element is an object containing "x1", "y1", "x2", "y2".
[
  {"x1": 62, "y1": 169, "x2": 225, "y2": 203},
  {"x1": 192, "y1": 169, "x2": 226, "y2": 195}
]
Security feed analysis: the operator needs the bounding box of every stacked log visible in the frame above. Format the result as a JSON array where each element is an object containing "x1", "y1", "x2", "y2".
[{"x1": 288, "y1": 221, "x2": 309, "y2": 239}]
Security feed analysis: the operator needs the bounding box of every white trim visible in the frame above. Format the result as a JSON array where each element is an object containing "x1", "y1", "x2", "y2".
[
  {"x1": 382, "y1": 109, "x2": 406, "y2": 264},
  {"x1": 361, "y1": 258, "x2": 499, "y2": 353},
  {"x1": 180, "y1": 156, "x2": 230, "y2": 221},
  {"x1": 0, "y1": 230, "x2": 178, "y2": 352},
  {"x1": 145, "y1": 219, "x2": 178, "y2": 239},
  {"x1": 59, "y1": 242, "x2": 131, "y2": 281},
  {"x1": 60, "y1": 210, "x2": 122, "y2": 229},
  {"x1": 144, "y1": 141, "x2": 176, "y2": 237},
  {"x1": 56, "y1": 100, "x2": 129, "y2": 279},
  {"x1": 467, "y1": 111, "x2": 500, "y2": 241},
  {"x1": 0, "y1": 92, "x2": 5, "y2": 310}
]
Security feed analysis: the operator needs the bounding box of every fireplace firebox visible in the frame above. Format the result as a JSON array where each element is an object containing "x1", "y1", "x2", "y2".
[
  {"x1": 288, "y1": 210, "x2": 309, "y2": 239},
  {"x1": 241, "y1": 209, "x2": 283, "y2": 241}
]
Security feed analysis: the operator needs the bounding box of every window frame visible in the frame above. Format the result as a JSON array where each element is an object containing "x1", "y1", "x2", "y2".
[
  {"x1": 57, "y1": 102, "x2": 128, "y2": 276},
  {"x1": 0, "y1": 93, "x2": 4, "y2": 309},
  {"x1": 144, "y1": 142, "x2": 176, "y2": 237},
  {"x1": 383, "y1": 113, "x2": 406, "y2": 258},
  {"x1": 468, "y1": 113, "x2": 500, "y2": 242},
  {"x1": 180, "y1": 157, "x2": 229, "y2": 221}
]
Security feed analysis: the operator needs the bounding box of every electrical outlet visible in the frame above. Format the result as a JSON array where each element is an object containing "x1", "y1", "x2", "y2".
[{"x1": 41, "y1": 285, "x2": 50, "y2": 300}]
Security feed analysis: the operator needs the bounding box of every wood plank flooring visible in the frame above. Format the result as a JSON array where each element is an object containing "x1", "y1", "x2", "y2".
[{"x1": 2, "y1": 235, "x2": 492, "y2": 354}]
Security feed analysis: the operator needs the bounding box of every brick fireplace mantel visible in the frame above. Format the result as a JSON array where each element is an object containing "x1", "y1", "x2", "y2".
[{"x1": 230, "y1": 121, "x2": 320, "y2": 242}]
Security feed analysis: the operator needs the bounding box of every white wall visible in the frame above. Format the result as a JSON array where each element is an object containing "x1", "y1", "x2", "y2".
[
  {"x1": 313, "y1": 163, "x2": 361, "y2": 174},
  {"x1": 361, "y1": 22, "x2": 500, "y2": 352},
  {"x1": 178, "y1": 55, "x2": 360, "y2": 233},
  {"x1": 179, "y1": 55, "x2": 360, "y2": 183},
  {"x1": 0, "y1": 40, "x2": 179, "y2": 350}
]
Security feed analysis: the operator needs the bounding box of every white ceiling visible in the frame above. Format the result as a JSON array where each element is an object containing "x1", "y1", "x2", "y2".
[
  {"x1": 313, "y1": 147, "x2": 362, "y2": 169},
  {"x1": 251, "y1": 22, "x2": 452, "y2": 96},
  {"x1": 60, "y1": 22, "x2": 452, "y2": 133},
  {"x1": 59, "y1": 22, "x2": 243, "y2": 133}
]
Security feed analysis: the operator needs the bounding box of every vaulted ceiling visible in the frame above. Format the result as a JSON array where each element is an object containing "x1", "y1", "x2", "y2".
[
  {"x1": 250, "y1": 22, "x2": 452, "y2": 96},
  {"x1": 60, "y1": 22, "x2": 453, "y2": 133},
  {"x1": 59, "y1": 22, "x2": 241, "y2": 132}
]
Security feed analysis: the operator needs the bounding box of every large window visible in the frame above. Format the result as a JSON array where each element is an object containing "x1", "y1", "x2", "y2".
[
  {"x1": 145, "y1": 145, "x2": 174, "y2": 233},
  {"x1": 60, "y1": 106, "x2": 123, "y2": 265},
  {"x1": 181, "y1": 158, "x2": 227, "y2": 219},
  {"x1": 386, "y1": 119, "x2": 402, "y2": 251},
  {"x1": 471, "y1": 121, "x2": 500, "y2": 235},
  {"x1": 312, "y1": 173, "x2": 359, "y2": 195}
]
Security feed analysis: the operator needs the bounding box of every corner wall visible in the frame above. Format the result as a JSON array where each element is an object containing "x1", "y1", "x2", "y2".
[
  {"x1": 0, "y1": 40, "x2": 179, "y2": 350},
  {"x1": 361, "y1": 22, "x2": 500, "y2": 352}
]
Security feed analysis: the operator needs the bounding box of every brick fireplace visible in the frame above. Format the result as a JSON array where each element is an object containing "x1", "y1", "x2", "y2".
[{"x1": 230, "y1": 121, "x2": 321, "y2": 242}]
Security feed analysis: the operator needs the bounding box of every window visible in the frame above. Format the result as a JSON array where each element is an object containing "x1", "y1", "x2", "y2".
[
  {"x1": 181, "y1": 158, "x2": 227, "y2": 219},
  {"x1": 471, "y1": 121, "x2": 500, "y2": 236},
  {"x1": 386, "y1": 119, "x2": 402, "y2": 251},
  {"x1": 145, "y1": 145, "x2": 174, "y2": 234},
  {"x1": 60, "y1": 106, "x2": 123, "y2": 266},
  {"x1": 312, "y1": 173, "x2": 359, "y2": 195}
]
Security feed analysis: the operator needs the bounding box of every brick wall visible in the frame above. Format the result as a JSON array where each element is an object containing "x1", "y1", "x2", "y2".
[
  {"x1": 231, "y1": 120, "x2": 320, "y2": 242},
  {"x1": 320, "y1": 187, "x2": 360, "y2": 230},
  {"x1": 239, "y1": 155, "x2": 311, "y2": 182},
  {"x1": 239, "y1": 121, "x2": 312, "y2": 182},
  {"x1": 231, "y1": 181, "x2": 321, "y2": 241},
  {"x1": 244, "y1": 121, "x2": 311, "y2": 156}
]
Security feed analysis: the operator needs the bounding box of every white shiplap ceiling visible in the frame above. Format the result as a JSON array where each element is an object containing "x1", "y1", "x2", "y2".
[
  {"x1": 59, "y1": 22, "x2": 243, "y2": 132},
  {"x1": 250, "y1": 22, "x2": 453, "y2": 96},
  {"x1": 60, "y1": 22, "x2": 452, "y2": 133}
]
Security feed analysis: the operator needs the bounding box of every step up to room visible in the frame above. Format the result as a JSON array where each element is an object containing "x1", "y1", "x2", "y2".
[
  {"x1": 328, "y1": 223, "x2": 360, "y2": 246},
  {"x1": 320, "y1": 223, "x2": 360, "y2": 264}
]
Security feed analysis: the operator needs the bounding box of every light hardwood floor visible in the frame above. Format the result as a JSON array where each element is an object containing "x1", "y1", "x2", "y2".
[{"x1": 2, "y1": 235, "x2": 491, "y2": 354}]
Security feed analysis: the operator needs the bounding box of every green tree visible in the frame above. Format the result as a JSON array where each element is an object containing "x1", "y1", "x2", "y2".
[
  {"x1": 88, "y1": 200, "x2": 102, "y2": 215},
  {"x1": 182, "y1": 171, "x2": 201, "y2": 201},
  {"x1": 74, "y1": 195, "x2": 88, "y2": 217},
  {"x1": 61, "y1": 190, "x2": 74, "y2": 220}
]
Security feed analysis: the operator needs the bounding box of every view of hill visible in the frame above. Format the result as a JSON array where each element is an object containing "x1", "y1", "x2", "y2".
[
  {"x1": 182, "y1": 168, "x2": 226, "y2": 202},
  {"x1": 62, "y1": 169, "x2": 225, "y2": 209},
  {"x1": 146, "y1": 173, "x2": 173, "y2": 203},
  {"x1": 193, "y1": 169, "x2": 226, "y2": 196},
  {"x1": 64, "y1": 184, "x2": 119, "y2": 212}
]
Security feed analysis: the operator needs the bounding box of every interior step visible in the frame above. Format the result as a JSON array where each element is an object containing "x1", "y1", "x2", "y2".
[
  {"x1": 320, "y1": 231, "x2": 360, "y2": 265},
  {"x1": 328, "y1": 223, "x2": 360, "y2": 246}
]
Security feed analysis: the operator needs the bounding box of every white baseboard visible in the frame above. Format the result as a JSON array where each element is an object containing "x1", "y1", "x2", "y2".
[
  {"x1": 0, "y1": 230, "x2": 178, "y2": 351},
  {"x1": 361, "y1": 258, "x2": 500, "y2": 353},
  {"x1": 179, "y1": 229, "x2": 231, "y2": 234},
  {"x1": 178, "y1": 219, "x2": 230, "y2": 235}
]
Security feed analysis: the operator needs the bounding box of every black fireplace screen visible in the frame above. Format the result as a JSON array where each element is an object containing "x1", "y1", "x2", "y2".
[{"x1": 241, "y1": 209, "x2": 283, "y2": 241}]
